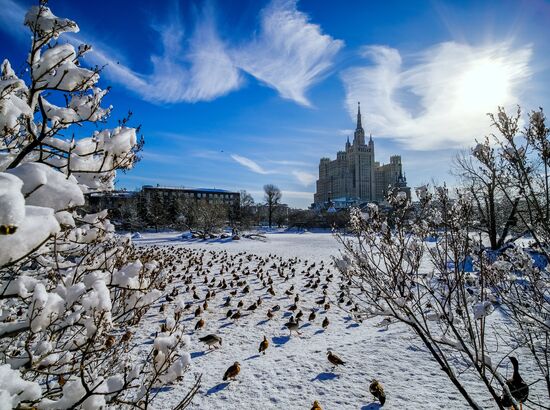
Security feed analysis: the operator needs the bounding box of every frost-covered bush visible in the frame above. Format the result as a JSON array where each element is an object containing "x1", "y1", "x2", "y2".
[
  {"x1": 337, "y1": 108, "x2": 550, "y2": 409},
  {"x1": 0, "y1": 3, "x2": 198, "y2": 408}
]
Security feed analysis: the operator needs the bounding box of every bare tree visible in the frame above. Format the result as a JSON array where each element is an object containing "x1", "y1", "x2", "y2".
[
  {"x1": 238, "y1": 190, "x2": 256, "y2": 229},
  {"x1": 453, "y1": 149, "x2": 519, "y2": 250},
  {"x1": 182, "y1": 199, "x2": 227, "y2": 239},
  {"x1": 263, "y1": 184, "x2": 282, "y2": 228}
]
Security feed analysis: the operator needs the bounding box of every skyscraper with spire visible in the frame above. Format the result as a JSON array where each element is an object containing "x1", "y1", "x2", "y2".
[{"x1": 313, "y1": 102, "x2": 410, "y2": 207}]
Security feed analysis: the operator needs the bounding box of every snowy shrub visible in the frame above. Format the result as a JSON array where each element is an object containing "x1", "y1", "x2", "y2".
[
  {"x1": 337, "y1": 169, "x2": 549, "y2": 409},
  {"x1": 0, "y1": 2, "x2": 199, "y2": 408}
]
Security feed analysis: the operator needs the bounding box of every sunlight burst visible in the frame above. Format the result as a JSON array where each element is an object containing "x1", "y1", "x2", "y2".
[{"x1": 457, "y1": 58, "x2": 511, "y2": 112}]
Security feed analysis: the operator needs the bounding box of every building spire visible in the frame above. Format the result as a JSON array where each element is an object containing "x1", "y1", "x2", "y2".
[{"x1": 356, "y1": 102, "x2": 363, "y2": 131}]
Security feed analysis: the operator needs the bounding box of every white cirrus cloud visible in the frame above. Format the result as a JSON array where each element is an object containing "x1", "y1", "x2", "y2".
[
  {"x1": 122, "y1": 11, "x2": 241, "y2": 103},
  {"x1": 233, "y1": 0, "x2": 344, "y2": 106},
  {"x1": 292, "y1": 170, "x2": 316, "y2": 187},
  {"x1": 342, "y1": 42, "x2": 532, "y2": 150},
  {"x1": 0, "y1": 0, "x2": 341, "y2": 106},
  {"x1": 231, "y1": 154, "x2": 272, "y2": 175}
]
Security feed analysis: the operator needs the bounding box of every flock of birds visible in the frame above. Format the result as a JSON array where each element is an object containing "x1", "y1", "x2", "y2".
[
  {"x1": 135, "y1": 244, "x2": 387, "y2": 409},
  {"x1": 136, "y1": 243, "x2": 531, "y2": 410}
]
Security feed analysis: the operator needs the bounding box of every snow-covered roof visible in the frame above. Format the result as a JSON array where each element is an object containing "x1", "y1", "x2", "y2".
[{"x1": 142, "y1": 185, "x2": 238, "y2": 194}]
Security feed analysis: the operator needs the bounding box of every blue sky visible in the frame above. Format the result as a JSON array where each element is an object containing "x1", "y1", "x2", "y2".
[{"x1": 2, "y1": 0, "x2": 549, "y2": 208}]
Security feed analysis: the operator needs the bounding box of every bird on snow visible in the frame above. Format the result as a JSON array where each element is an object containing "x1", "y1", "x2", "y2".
[
  {"x1": 259, "y1": 336, "x2": 269, "y2": 355},
  {"x1": 322, "y1": 317, "x2": 329, "y2": 329},
  {"x1": 199, "y1": 334, "x2": 222, "y2": 349},
  {"x1": 194, "y1": 318, "x2": 205, "y2": 330},
  {"x1": 500, "y1": 356, "x2": 529, "y2": 410},
  {"x1": 327, "y1": 350, "x2": 345, "y2": 369},
  {"x1": 369, "y1": 379, "x2": 386, "y2": 406},
  {"x1": 311, "y1": 400, "x2": 322, "y2": 410},
  {"x1": 223, "y1": 361, "x2": 241, "y2": 381},
  {"x1": 284, "y1": 317, "x2": 301, "y2": 336},
  {"x1": 308, "y1": 310, "x2": 316, "y2": 321}
]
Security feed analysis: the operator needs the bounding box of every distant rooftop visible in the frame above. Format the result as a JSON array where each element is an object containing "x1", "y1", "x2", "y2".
[{"x1": 142, "y1": 185, "x2": 237, "y2": 194}]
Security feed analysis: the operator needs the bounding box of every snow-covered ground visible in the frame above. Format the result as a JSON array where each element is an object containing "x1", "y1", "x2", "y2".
[{"x1": 132, "y1": 231, "x2": 543, "y2": 409}]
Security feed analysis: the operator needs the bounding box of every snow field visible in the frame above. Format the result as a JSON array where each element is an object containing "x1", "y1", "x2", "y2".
[{"x1": 133, "y1": 232, "x2": 496, "y2": 410}]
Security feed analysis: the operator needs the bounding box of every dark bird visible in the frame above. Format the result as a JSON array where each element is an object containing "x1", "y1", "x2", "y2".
[
  {"x1": 271, "y1": 304, "x2": 281, "y2": 312},
  {"x1": 322, "y1": 317, "x2": 329, "y2": 329},
  {"x1": 259, "y1": 335, "x2": 269, "y2": 355},
  {"x1": 231, "y1": 310, "x2": 241, "y2": 320},
  {"x1": 500, "y1": 356, "x2": 529, "y2": 410},
  {"x1": 308, "y1": 310, "x2": 316, "y2": 321},
  {"x1": 284, "y1": 317, "x2": 301, "y2": 336},
  {"x1": 369, "y1": 379, "x2": 386, "y2": 406},
  {"x1": 267, "y1": 309, "x2": 274, "y2": 320},
  {"x1": 199, "y1": 334, "x2": 222, "y2": 349},
  {"x1": 223, "y1": 361, "x2": 241, "y2": 381},
  {"x1": 327, "y1": 350, "x2": 345, "y2": 369},
  {"x1": 311, "y1": 400, "x2": 322, "y2": 410}
]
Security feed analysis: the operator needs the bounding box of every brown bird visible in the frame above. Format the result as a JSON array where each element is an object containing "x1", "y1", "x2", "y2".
[
  {"x1": 105, "y1": 335, "x2": 116, "y2": 349},
  {"x1": 267, "y1": 309, "x2": 274, "y2": 320},
  {"x1": 327, "y1": 350, "x2": 345, "y2": 369},
  {"x1": 259, "y1": 336, "x2": 269, "y2": 355},
  {"x1": 369, "y1": 379, "x2": 386, "y2": 406},
  {"x1": 231, "y1": 310, "x2": 241, "y2": 320},
  {"x1": 195, "y1": 318, "x2": 205, "y2": 330},
  {"x1": 223, "y1": 361, "x2": 241, "y2": 381},
  {"x1": 308, "y1": 310, "x2": 316, "y2": 321},
  {"x1": 322, "y1": 317, "x2": 329, "y2": 329},
  {"x1": 311, "y1": 400, "x2": 322, "y2": 410},
  {"x1": 121, "y1": 331, "x2": 132, "y2": 343}
]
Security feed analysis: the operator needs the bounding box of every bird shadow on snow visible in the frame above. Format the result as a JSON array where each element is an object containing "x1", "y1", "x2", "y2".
[
  {"x1": 218, "y1": 322, "x2": 233, "y2": 329},
  {"x1": 256, "y1": 319, "x2": 269, "y2": 326},
  {"x1": 191, "y1": 351, "x2": 209, "y2": 359},
  {"x1": 346, "y1": 323, "x2": 360, "y2": 329},
  {"x1": 311, "y1": 372, "x2": 339, "y2": 382},
  {"x1": 272, "y1": 335, "x2": 290, "y2": 346},
  {"x1": 245, "y1": 354, "x2": 261, "y2": 361},
  {"x1": 206, "y1": 382, "x2": 230, "y2": 396},
  {"x1": 361, "y1": 403, "x2": 382, "y2": 410},
  {"x1": 314, "y1": 329, "x2": 325, "y2": 335}
]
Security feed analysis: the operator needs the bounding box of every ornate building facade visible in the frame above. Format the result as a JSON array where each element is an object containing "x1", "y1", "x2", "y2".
[{"x1": 313, "y1": 103, "x2": 410, "y2": 208}]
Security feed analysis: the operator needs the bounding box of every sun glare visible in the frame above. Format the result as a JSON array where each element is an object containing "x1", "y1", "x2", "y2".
[{"x1": 457, "y1": 58, "x2": 511, "y2": 112}]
